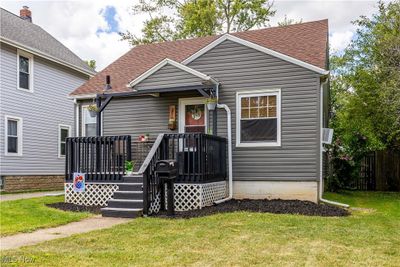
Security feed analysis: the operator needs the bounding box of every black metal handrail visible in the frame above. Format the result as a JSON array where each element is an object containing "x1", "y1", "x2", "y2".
[
  {"x1": 140, "y1": 133, "x2": 227, "y2": 215},
  {"x1": 65, "y1": 135, "x2": 131, "y2": 182}
]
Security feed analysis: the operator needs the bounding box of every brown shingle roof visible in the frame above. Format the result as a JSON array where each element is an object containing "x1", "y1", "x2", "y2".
[{"x1": 71, "y1": 19, "x2": 328, "y2": 96}]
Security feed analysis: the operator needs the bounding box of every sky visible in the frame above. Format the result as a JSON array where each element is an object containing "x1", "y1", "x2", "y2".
[{"x1": 0, "y1": 0, "x2": 386, "y2": 71}]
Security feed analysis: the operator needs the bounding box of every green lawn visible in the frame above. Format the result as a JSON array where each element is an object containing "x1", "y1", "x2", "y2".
[
  {"x1": 2, "y1": 192, "x2": 400, "y2": 266},
  {"x1": 0, "y1": 196, "x2": 91, "y2": 236}
]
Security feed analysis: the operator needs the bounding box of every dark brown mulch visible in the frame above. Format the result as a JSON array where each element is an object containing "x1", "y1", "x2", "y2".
[
  {"x1": 154, "y1": 199, "x2": 350, "y2": 218},
  {"x1": 46, "y1": 202, "x2": 104, "y2": 214}
]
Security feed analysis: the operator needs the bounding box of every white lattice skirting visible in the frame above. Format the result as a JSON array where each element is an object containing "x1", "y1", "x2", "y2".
[
  {"x1": 65, "y1": 181, "x2": 227, "y2": 211},
  {"x1": 166, "y1": 181, "x2": 227, "y2": 211},
  {"x1": 65, "y1": 183, "x2": 119, "y2": 206}
]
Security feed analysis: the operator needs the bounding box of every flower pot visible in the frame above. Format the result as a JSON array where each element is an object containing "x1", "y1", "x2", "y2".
[
  {"x1": 89, "y1": 110, "x2": 97, "y2": 117},
  {"x1": 207, "y1": 102, "x2": 217, "y2": 110},
  {"x1": 126, "y1": 171, "x2": 133, "y2": 176}
]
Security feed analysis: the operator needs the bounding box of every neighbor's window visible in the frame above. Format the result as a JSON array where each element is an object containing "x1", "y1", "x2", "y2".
[
  {"x1": 17, "y1": 50, "x2": 33, "y2": 91},
  {"x1": 82, "y1": 106, "x2": 97, "y2": 136},
  {"x1": 5, "y1": 116, "x2": 23, "y2": 155},
  {"x1": 59, "y1": 125, "x2": 71, "y2": 157},
  {"x1": 237, "y1": 89, "x2": 281, "y2": 147}
]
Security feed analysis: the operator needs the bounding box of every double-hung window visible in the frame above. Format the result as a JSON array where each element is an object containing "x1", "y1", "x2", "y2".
[
  {"x1": 236, "y1": 89, "x2": 281, "y2": 147},
  {"x1": 58, "y1": 125, "x2": 71, "y2": 157},
  {"x1": 82, "y1": 106, "x2": 97, "y2": 136},
  {"x1": 5, "y1": 116, "x2": 23, "y2": 156},
  {"x1": 17, "y1": 50, "x2": 33, "y2": 92}
]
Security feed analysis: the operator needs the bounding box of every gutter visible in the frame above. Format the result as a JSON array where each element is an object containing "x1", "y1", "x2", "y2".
[
  {"x1": 214, "y1": 101, "x2": 233, "y2": 204},
  {"x1": 319, "y1": 77, "x2": 349, "y2": 208}
]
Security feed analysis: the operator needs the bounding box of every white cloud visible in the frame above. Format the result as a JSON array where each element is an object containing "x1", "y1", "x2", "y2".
[
  {"x1": 0, "y1": 0, "x2": 389, "y2": 71},
  {"x1": 330, "y1": 30, "x2": 354, "y2": 53},
  {"x1": 0, "y1": 0, "x2": 137, "y2": 70}
]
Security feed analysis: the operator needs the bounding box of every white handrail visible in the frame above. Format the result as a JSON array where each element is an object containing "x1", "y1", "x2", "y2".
[{"x1": 135, "y1": 133, "x2": 165, "y2": 174}]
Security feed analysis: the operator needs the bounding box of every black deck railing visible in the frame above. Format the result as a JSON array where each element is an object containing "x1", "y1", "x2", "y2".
[
  {"x1": 65, "y1": 136, "x2": 131, "y2": 182},
  {"x1": 140, "y1": 133, "x2": 227, "y2": 214}
]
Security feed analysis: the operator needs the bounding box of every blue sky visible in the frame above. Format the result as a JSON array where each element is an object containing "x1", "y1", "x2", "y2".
[
  {"x1": 0, "y1": 0, "x2": 386, "y2": 70},
  {"x1": 97, "y1": 6, "x2": 119, "y2": 35}
]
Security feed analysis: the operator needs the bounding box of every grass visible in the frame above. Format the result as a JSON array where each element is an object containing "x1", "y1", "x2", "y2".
[
  {"x1": 2, "y1": 191, "x2": 400, "y2": 266},
  {"x1": 0, "y1": 196, "x2": 91, "y2": 236}
]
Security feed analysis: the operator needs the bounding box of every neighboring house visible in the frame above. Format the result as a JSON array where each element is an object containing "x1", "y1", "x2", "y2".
[
  {"x1": 0, "y1": 7, "x2": 95, "y2": 191},
  {"x1": 66, "y1": 20, "x2": 329, "y2": 218}
]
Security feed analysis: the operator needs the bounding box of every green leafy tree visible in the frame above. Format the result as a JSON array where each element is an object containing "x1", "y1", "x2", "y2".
[
  {"x1": 120, "y1": 0, "x2": 275, "y2": 45},
  {"x1": 85, "y1": 59, "x2": 96, "y2": 70},
  {"x1": 327, "y1": 0, "x2": 400, "y2": 190}
]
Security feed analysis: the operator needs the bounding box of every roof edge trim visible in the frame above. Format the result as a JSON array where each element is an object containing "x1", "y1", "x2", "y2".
[
  {"x1": 1, "y1": 37, "x2": 96, "y2": 77},
  {"x1": 182, "y1": 34, "x2": 329, "y2": 75}
]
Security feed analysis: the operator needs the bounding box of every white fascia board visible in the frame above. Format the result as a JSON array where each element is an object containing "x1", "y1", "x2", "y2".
[
  {"x1": 182, "y1": 34, "x2": 329, "y2": 76},
  {"x1": 127, "y1": 58, "x2": 217, "y2": 88},
  {"x1": 68, "y1": 93, "x2": 97, "y2": 100},
  {"x1": 1, "y1": 37, "x2": 96, "y2": 77}
]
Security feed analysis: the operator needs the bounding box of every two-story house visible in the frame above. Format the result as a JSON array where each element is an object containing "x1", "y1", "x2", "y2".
[{"x1": 0, "y1": 7, "x2": 95, "y2": 191}]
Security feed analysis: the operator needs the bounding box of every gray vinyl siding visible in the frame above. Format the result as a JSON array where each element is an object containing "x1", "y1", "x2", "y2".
[
  {"x1": 188, "y1": 40, "x2": 321, "y2": 181},
  {"x1": 135, "y1": 64, "x2": 204, "y2": 91},
  {"x1": 76, "y1": 40, "x2": 322, "y2": 182},
  {"x1": 0, "y1": 43, "x2": 88, "y2": 175}
]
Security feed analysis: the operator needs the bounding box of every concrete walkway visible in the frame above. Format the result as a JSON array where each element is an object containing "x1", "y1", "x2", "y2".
[
  {"x1": 0, "y1": 191, "x2": 64, "y2": 202},
  {"x1": 1, "y1": 216, "x2": 131, "y2": 250}
]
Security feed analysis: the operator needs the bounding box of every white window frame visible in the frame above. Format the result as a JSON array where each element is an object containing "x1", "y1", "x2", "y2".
[
  {"x1": 236, "y1": 89, "x2": 281, "y2": 147},
  {"x1": 58, "y1": 124, "x2": 71, "y2": 158},
  {"x1": 81, "y1": 105, "x2": 102, "y2": 136},
  {"x1": 17, "y1": 49, "x2": 34, "y2": 93},
  {"x1": 4, "y1": 115, "x2": 23, "y2": 156}
]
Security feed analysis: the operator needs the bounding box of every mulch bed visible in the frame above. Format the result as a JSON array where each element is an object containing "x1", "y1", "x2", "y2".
[
  {"x1": 46, "y1": 202, "x2": 104, "y2": 214},
  {"x1": 154, "y1": 199, "x2": 350, "y2": 218}
]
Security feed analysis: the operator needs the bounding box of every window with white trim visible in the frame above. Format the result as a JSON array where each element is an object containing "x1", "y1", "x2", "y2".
[
  {"x1": 82, "y1": 106, "x2": 97, "y2": 136},
  {"x1": 237, "y1": 89, "x2": 281, "y2": 147},
  {"x1": 5, "y1": 116, "x2": 23, "y2": 156},
  {"x1": 17, "y1": 50, "x2": 33, "y2": 92},
  {"x1": 59, "y1": 125, "x2": 71, "y2": 157}
]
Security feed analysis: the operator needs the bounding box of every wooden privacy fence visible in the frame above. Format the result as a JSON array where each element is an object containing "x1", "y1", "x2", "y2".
[{"x1": 356, "y1": 150, "x2": 400, "y2": 191}]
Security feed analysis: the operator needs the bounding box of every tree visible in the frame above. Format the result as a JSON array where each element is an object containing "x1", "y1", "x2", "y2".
[
  {"x1": 120, "y1": 0, "x2": 275, "y2": 45},
  {"x1": 85, "y1": 59, "x2": 96, "y2": 70},
  {"x1": 277, "y1": 15, "x2": 302, "y2": 26},
  {"x1": 327, "y1": 1, "x2": 400, "y2": 190}
]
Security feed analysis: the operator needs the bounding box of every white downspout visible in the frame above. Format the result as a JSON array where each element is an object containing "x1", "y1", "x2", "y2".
[
  {"x1": 214, "y1": 103, "x2": 233, "y2": 204},
  {"x1": 319, "y1": 78, "x2": 349, "y2": 208}
]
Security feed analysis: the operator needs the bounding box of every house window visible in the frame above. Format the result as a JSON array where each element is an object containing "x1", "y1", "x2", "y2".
[
  {"x1": 5, "y1": 116, "x2": 23, "y2": 156},
  {"x1": 59, "y1": 125, "x2": 71, "y2": 157},
  {"x1": 17, "y1": 50, "x2": 33, "y2": 92},
  {"x1": 236, "y1": 89, "x2": 281, "y2": 147},
  {"x1": 82, "y1": 106, "x2": 97, "y2": 136}
]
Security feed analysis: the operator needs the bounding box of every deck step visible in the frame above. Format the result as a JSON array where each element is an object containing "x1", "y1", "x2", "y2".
[
  {"x1": 101, "y1": 207, "x2": 142, "y2": 218},
  {"x1": 118, "y1": 183, "x2": 142, "y2": 191},
  {"x1": 123, "y1": 175, "x2": 143, "y2": 183},
  {"x1": 113, "y1": 191, "x2": 143, "y2": 200},
  {"x1": 107, "y1": 199, "x2": 143, "y2": 209}
]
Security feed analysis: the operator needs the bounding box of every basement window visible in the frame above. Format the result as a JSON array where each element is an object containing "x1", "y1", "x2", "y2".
[{"x1": 236, "y1": 89, "x2": 281, "y2": 147}]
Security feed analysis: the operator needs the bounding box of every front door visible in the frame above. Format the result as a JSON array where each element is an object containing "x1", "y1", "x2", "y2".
[{"x1": 179, "y1": 97, "x2": 207, "y2": 134}]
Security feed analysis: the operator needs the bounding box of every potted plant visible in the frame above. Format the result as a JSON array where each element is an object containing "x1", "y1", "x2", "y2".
[
  {"x1": 125, "y1": 160, "x2": 135, "y2": 175},
  {"x1": 206, "y1": 97, "x2": 218, "y2": 110},
  {"x1": 144, "y1": 133, "x2": 150, "y2": 141},
  {"x1": 87, "y1": 104, "x2": 99, "y2": 117}
]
